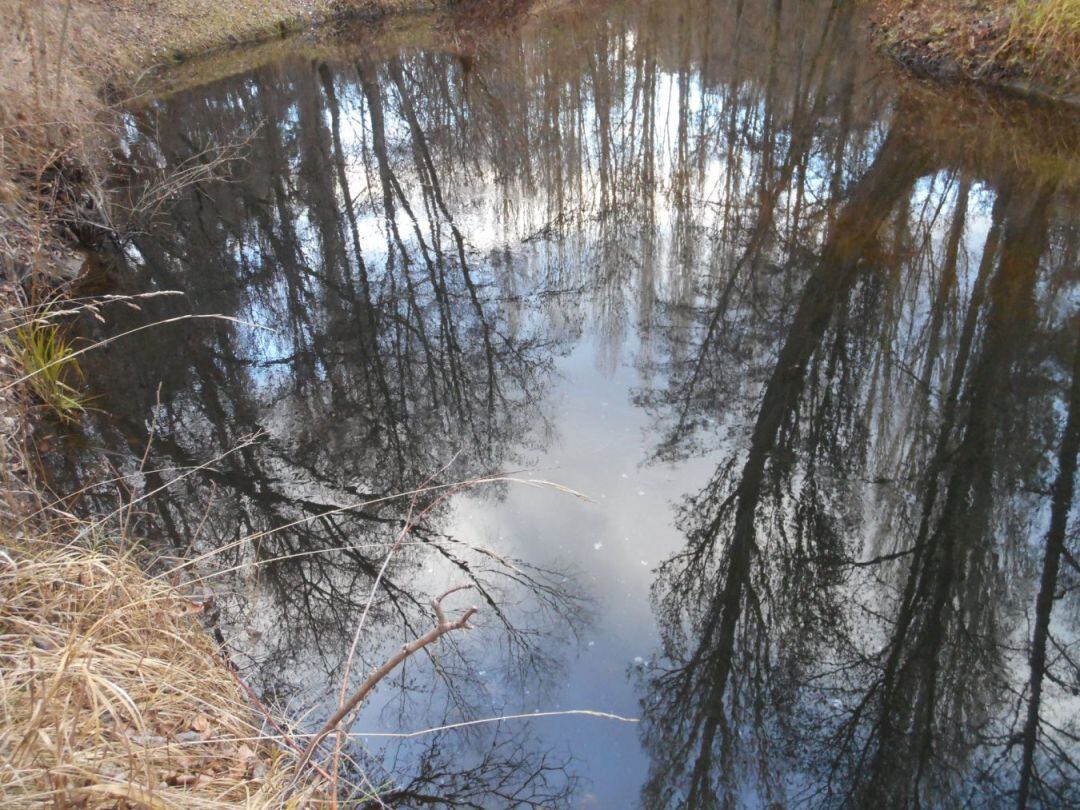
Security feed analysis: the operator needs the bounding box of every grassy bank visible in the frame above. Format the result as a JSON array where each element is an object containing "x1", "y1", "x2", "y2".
[{"x1": 871, "y1": 0, "x2": 1080, "y2": 100}]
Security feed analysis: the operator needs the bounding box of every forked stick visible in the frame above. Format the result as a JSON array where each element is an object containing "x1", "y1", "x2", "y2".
[{"x1": 293, "y1": 586, "x2": 478, "y2": 778}]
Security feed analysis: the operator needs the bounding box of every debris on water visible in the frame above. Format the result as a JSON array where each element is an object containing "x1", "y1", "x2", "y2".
[{"x1": 593, "y1": 542, "x2": 603, "y2": 550}]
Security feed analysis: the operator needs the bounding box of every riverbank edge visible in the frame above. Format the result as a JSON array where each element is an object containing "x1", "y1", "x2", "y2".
[
  {"x1": 868, "y1": 0, "x2": 1080, "y2": 106},
  {"x1": 0, "y1": 1, "x2": 540, "y2": 806}
]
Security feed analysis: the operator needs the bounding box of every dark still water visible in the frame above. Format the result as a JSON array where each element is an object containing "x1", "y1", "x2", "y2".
[{"x1": 56, "y1": 0, "x2": 1080, "y2": 806}]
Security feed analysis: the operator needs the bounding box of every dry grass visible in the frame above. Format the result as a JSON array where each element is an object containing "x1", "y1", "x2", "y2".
[
  {"x1": 0, "y1": 1, "x2": 116, "y2": 282},
  {"x1": 0, "y1": 536, "x2": 323, "y2": 808},
  {"x1": 1012, "y1": 0, "x2": 1080, "y2": 78},
  {"x1": 0, "y1": 293, "x2": 323, "y2": 803},
  {"x1": 871, "y1": 0, "x2": 1080, "y2": 98}
]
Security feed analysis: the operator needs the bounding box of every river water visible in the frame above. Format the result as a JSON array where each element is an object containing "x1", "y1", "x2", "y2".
[{"x1": 57, "y1": 0, "x2": 1080, "y2": 806}]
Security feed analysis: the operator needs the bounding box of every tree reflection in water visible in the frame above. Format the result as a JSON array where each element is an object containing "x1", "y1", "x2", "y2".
[{"x1": 52, "y1": 0, "x2": 1080, "y2": 805}]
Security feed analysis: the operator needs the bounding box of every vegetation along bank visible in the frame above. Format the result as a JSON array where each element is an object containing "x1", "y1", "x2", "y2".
[{"x1": 871, "y1": 0, "x2": 1080, "y2": 101}]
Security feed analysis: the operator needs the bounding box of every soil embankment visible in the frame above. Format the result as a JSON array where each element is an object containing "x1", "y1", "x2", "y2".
[{"x1": 870, "y1": 0, "x2": 1080, "y2": 103}]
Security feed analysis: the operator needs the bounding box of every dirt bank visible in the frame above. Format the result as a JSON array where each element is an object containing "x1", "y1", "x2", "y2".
[{"x1": 870, "y1": 0, "x2": 1080, "y2": 102}]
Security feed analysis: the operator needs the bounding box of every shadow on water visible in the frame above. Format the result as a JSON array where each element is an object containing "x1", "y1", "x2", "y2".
[{"x1": 46, "y1": 0, "x2": 1080, "y2": 805}]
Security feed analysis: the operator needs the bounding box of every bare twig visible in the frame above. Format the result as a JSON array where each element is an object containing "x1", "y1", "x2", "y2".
[
  {"x1": 294, "y1": 586, "x2": 478, "y2": 779},
  {"x1": 128, "y1": 708, "x2": 641, "y2": 750},
  {"x1": 154, "y1": 472, "x2": 587, "y2": 580},
  {"x1": 331, "y1": 451, "x2": 461, "y2": 791},
  {"x1": 345, "y1": 709, "x2": 641, "y2": 738}
]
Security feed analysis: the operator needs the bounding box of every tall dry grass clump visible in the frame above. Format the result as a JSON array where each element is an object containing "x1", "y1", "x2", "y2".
[
  {"x1": 1011, "y1": 0, "x2": 1080, "y2": 82},
  {"x1": 0, "y1": 536, "x2": 320, "y2": 808},
  {"x1": 0, "y1": 1, "x2": 120, "y2": 282}
]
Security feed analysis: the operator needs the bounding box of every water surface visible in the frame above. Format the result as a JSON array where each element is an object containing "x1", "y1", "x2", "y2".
[{"x1": 59, "y1": 0, "x2": 1080, "y2": 806}]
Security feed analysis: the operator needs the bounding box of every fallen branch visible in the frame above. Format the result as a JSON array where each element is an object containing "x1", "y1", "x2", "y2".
[
  {"x1": 331, "y1": 452, "x2": 460, "y2": 794},
  {"x1": 294, "y1": 585, "x2": 478, "y2": 778}
]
